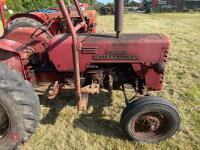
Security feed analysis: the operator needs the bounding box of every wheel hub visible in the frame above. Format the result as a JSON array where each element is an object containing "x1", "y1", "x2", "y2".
[
  {"x1": 131, "y1": 112, "x2": 168, "y2": 139},
  {"x1": 140, "y1": 115, "x2": 161, "y2": 132}
]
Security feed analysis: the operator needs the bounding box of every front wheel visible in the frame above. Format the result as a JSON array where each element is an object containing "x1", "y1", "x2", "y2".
[{"x1": 120, "y1": 96, "x2": 180, "y2": 143}]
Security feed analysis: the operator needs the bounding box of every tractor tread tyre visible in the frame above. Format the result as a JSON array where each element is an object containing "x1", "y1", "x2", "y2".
[
  {"x1": 6, "y1": 17, "x2": 43, "y2": 33},
  {"x1": 120, "y1": 96, "x2": 180, "y2": 143},
  {"x1": 0, "y1": 62, "x2": 40, "y2": 150}
]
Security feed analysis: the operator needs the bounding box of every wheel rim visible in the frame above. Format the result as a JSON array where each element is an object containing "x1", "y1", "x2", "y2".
[
  {"x1": 131, "y1": 112, "x2": 170, "y2": 140},
  {"x1": 0, "y1": 102, "x2": 10, "y2": 141}
]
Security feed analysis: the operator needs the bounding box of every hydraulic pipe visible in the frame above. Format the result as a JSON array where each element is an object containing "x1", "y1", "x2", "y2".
[
  {"x1": 115, "y1": 0, "x2": 124, "y2": 38},
  {"x1": 74, "y1": 0, "x2": 87, "y2": 32},
  {"x1": 74, "y1": 21, "x2": 86, "y2": 32},
  {"x1": 57, "y1": 0, "x2": 82, "y2": 109},
  {"x1": 0, "y1": 0, "x2": 6, "y2": 31}
]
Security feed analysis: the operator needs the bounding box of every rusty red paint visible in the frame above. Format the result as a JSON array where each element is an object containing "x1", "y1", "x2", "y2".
[
  {"x1": 6, "y1": 8, "x2": 96, "y2": 36},
  {"x1": 0, "y1": 0, "x2": 170, "y2": 103},
  {"x1": 0, "y1": 39, "x2": 26, "y2": 78},
  {"x1": 131, "y1": 112, "x2": 168, "y2": 139},
  {"x1": 4, "y1": 27, "x2": 50, "y2": 53},
  {"x1": 48, "y1": 33, "x2": 169, "y2": 90}
]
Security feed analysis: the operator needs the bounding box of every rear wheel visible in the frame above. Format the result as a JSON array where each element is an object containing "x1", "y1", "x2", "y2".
[
  {"x1": 0, "y1": 63, "x2": 40, "y2": 150},
  {"x1": 6, "y1": 17, "x2": 43, "y2": 33},
  {"x1": 120, "y1": 96, "x2": 180, "y2": 143}
]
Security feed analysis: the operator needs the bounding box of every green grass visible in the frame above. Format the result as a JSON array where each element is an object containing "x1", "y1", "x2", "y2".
[{"x1": 13, "y1": 13, "x2": 200, "y2": 149}]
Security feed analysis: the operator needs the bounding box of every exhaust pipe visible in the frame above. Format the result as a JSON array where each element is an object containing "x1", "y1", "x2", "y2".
[{"x1": 115, "y1": 0, "x2": 124, "y2": 38}]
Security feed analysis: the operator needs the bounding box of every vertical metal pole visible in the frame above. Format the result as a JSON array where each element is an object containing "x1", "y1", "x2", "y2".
[
  {"x1": 115, "y1": 0, "x2": 124, "y2": 38},
  {"x1": 57, "y1": 0, "x2": 82, "y2": 110},
  {"x1": 0, "y1": 0, "x2": 6, "y2": 31}
]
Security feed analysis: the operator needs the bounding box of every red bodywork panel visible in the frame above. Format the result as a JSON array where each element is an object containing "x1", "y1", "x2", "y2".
[
  {"x1": 3, "y1": 27, "x2": 49, "y2": 53},
  {"x1": 1, "y1": 9, "x2": 169, "y2": 91},
  {"x1": 7, "y1": 9, "x2": 97, "y2": 35},
  {"x1": 0, "y1": 39, "x2": 25, "y2": 77},
  {"x1": 48, "y1": 33, "x2": 170, "y2": 90}
]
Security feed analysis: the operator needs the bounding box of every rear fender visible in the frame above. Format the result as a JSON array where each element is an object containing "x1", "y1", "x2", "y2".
[
  {"x1": 7, "y1": 13, "x2": 45, "y2": 25},
  {"x1": 0, "y1": 39, "x2": 26, "y2": 79}
]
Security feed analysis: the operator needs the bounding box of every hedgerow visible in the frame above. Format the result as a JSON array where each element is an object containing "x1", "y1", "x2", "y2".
[{"x1": 6, "y1": 0, "x2": 96, "y2": 12}]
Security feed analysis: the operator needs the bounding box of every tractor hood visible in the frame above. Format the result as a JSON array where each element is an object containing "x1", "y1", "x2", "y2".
[
  {"x1": 48, "y1": 33, "x2": 170, "y2": 72},
  {"x1": 79, "y1": 33, "x2": 170, "y2": 63}
]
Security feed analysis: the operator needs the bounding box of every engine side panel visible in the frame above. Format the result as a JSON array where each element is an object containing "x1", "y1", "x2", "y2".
[
  {"x1": 48, "y1": 33, "x2": 170, "y2": 91},
  {"x1": 48, "y1": 34, "x2": 74, "y2": 71}
]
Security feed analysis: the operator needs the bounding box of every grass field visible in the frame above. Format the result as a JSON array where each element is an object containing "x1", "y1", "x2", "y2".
[{"x1": 2, "y1": 13, "x2": 200, "y2": 150}]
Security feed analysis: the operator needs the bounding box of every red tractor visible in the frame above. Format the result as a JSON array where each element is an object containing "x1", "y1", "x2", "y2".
[{"x1": 0, "y1": 0, "x2": 180, "y2": 149}]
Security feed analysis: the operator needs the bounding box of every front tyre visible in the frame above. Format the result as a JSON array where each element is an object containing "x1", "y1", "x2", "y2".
[
  {"x1": 0, "y1": 63, "x2": 40, "y2": 150},
  {"x1": 120, "y1": 96, "x2": 180, "y2": 143}
]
